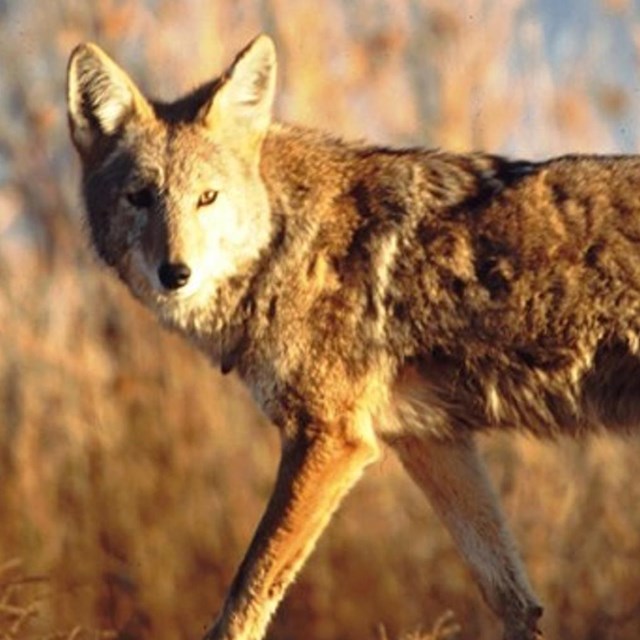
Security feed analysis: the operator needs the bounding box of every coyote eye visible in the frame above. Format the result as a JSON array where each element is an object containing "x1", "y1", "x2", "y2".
[
  {"x1": 126, "y1": 187, "x2": 154, "y2": 209},
  {"x1": 197, "y1": 189, "x2": 218, "y2": 207}
]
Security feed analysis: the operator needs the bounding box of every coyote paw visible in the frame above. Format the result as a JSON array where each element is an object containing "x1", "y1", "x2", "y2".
[{"x1": 502, "y1": 604, "x2": 544, "y2": 640}]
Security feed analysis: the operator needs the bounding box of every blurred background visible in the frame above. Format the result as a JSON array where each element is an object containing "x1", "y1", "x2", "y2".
[{"x1": 2, "y1": 1, "x2": 640, "y2": 638}]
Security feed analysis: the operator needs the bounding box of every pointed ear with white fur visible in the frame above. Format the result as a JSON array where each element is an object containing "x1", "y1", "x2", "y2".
[
  {"x1": 67, "y1": 43, "x2": 153, "y2": 158},
  {"x1": 202, "y1": 35, "x2": 277, "y2": 144}
]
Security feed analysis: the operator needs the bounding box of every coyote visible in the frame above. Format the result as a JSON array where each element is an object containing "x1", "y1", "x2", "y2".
[{"x1": 67, "y1": 34, "x2": 640, "y2": 640}]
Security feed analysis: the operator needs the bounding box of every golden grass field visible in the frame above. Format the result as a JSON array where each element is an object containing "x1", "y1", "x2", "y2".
[{"x1": 2, "y1": 1, "x2": 640, "y2": 638}]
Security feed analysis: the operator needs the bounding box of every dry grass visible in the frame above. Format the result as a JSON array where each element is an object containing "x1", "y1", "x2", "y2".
[
  {"x1": 377, "y1": 611, "x2": 462, "y2": 640},
  {"x1": 2, "y1": 1, "x2": 640, "y2": 639},
  {"x1": 0, "y1": 559, "x2": 116, "y2": 639}
]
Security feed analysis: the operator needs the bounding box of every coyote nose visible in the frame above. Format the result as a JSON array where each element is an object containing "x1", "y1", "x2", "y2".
[{"x1": 158, "y1": 262, "x2": 191, "y2": 290}]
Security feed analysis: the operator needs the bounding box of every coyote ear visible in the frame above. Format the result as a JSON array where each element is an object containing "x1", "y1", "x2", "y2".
[
  {"x1": 67, "y1": 43, "x2": 153, "y2": 157},
  {"x1": 203, "y1": 35, "x2": 276, "y2": 143}
]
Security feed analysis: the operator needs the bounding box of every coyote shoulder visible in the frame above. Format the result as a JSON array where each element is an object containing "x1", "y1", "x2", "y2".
[{"x1": 67, "y1": 34, "x2": 640, "y2": 640}]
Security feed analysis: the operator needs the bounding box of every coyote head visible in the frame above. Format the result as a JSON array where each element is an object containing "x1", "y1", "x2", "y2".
[{"x1": 66, "y1": 36, "x2": 277, "y2": 327}]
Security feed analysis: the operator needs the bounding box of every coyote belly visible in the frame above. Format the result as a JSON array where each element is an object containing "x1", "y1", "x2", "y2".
[{"x1": 67, "y1": 34, "x2": 640, "y2": 640}]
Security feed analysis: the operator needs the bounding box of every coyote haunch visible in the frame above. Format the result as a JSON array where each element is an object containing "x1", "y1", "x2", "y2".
[{"x1": 67, "y1": 34, "x2": 640, "y2": 640}]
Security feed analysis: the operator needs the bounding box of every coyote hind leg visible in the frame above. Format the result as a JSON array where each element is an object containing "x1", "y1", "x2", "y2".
[{"x1": 388, "y1": 433, "x2": 543, "y2": 640}]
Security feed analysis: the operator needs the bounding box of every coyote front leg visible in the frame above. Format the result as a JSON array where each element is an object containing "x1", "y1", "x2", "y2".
[
  {"x1": 204, "y1": 421, "x2": 379, "y2": 640},
  {"x1": 389, "y1": 434, "x2": 543, "y2": 640}
]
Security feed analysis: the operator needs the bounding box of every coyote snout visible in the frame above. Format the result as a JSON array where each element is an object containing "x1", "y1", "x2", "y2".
[
  {"x1": 68, "y1": 33, "x2": 640, "y2": 640},
  {"x1": 127, "y1": 192, "x2": 208, "y2": 298},
  {"x1": 158, "y1": 261, "x2": 191, "y2": 290}
]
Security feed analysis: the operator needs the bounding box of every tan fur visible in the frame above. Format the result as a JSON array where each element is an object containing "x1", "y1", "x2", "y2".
[{"x1": 66, "y1": 34, "x2": 640, "y2": 639}]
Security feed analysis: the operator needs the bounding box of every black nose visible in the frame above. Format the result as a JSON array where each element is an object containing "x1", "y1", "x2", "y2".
[{"x1": 158, "y1": 262, "x2": 191, "y2": 290}]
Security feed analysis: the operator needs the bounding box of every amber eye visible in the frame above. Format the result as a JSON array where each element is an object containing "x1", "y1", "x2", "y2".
[
  {"x1": 197, "y1": 189, "x2": 218, "y2": 207},
  {"x1": 126, "y1": 187, "x2": 154, "y2": 209}
]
